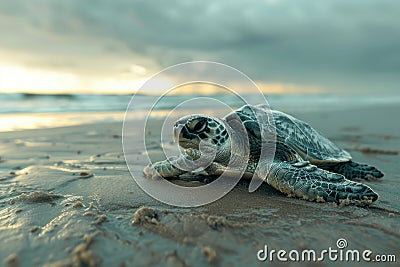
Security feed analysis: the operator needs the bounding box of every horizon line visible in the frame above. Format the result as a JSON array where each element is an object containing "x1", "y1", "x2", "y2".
[{"x1": 0, "y1": 90, "x2": 379, "y2": 96}]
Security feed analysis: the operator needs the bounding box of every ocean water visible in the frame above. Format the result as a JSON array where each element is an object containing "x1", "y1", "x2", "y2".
[{"x1": 0, "y1": 92, "x2": 398, "y2": 131}]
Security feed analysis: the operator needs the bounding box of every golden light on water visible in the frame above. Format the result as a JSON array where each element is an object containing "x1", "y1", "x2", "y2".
[{"x1": 1, "y1": 112, "x2": 126, "y2": 132}]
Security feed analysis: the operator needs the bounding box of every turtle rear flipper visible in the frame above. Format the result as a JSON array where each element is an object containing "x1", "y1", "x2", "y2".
[
  {"x1": 319, "y1": 161, "x2": 384, "y2": 180},
  {"x1": 265, "y1": 161, "x2": 378, "y2": 205}
]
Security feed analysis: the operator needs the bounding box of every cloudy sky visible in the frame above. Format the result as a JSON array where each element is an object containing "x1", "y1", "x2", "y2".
[{"x1": 0, "y1": 0, "x2": 399, "y2": 94}]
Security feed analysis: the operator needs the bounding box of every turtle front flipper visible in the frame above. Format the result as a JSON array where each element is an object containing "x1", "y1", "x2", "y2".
[
  {"x1": 143, "y1": 149, "x2": 220, "y2": 179},
  {"x1": 144, "y1": 158, "x2": 243, "y2": 180},
  {"x1": 143, "y1": 156, "x2": 189, "y2": 179},
  {"x1": 265, "y1": 161, "x2": 378, "y2": 205}
]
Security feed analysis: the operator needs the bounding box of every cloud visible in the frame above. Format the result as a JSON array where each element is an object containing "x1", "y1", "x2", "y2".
[{"x1": 0, "y1": 0, "x2": 399, "y2": 93}]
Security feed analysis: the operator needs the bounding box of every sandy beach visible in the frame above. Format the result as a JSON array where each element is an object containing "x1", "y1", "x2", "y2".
[{"x1": 1, "y1": 103, "x2": 399, "y2": 267}]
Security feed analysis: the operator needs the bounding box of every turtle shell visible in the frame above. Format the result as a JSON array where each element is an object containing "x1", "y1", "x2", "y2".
[{"x1": 224, "y1": 104, "x2": 351, "y2": 163}]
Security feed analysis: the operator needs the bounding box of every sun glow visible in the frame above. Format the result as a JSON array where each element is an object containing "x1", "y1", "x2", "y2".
[
  {"x1": 0, "y1": 64, "x2": 151, "y2": 94},
  {"x1": 257, "y1": 82, "x2": 322, "y2": 94},
  {"x1": 0, "y1": 64, "x2": 322, "y2": 95},
  {"x1": 0, "y1": 65, "x2": 81, "y2": 93}
]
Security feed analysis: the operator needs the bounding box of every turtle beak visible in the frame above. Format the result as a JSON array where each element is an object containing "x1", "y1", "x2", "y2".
[
  {"x1": 173, "y1": 124, "x2": 198, "y2": 149},
  {"x1": 173, "y1": 123, "x2": 183, "y2": 143}
]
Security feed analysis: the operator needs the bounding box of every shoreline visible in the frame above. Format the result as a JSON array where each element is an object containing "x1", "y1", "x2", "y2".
[{"x1": 1, "y1": 95, "x2": 399, "y2": 133}]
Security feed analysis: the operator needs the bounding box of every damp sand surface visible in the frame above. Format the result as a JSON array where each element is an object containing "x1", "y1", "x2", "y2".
[{"x1": 0, "y1": 104, "x2": 399, "y2": 266}]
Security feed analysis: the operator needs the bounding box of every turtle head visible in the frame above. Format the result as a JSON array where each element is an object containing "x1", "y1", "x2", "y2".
[{"x1": 173, "y1": 114, "x2": 230, "y2": 155}]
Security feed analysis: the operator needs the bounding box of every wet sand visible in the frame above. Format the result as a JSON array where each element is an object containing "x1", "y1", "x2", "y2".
[{"x1": 0, "y1": 104, "x2": 399, "y2": 266}]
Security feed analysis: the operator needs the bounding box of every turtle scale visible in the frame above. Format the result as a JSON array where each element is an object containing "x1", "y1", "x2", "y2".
[{"x1": 227, "y1": 104, "x2": 351, "y2": 163}]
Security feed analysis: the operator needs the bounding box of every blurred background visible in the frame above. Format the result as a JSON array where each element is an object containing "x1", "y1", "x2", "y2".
[{"x1": 0, "y1": 0, "x2": 399, "y2": 131}]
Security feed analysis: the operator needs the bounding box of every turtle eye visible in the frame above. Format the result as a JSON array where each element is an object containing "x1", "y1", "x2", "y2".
[{"x1": 189, "y1": 118, "x2": 207, "y2": 133}]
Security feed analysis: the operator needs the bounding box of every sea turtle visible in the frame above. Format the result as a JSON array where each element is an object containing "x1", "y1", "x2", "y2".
[{"x1": 144, "y1": 104, "x2": 383, "y2": 205}]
